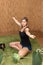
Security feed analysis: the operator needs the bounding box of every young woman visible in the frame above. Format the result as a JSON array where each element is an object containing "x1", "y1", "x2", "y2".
[{"x1": 9, "y1": 17, "x2": 36, "y2": 58}]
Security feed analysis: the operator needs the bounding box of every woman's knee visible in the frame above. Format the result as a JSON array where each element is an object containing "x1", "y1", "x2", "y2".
[
  {"x1": 9, "y1": 42, "x2": 15, "y2": 47},
  {"x1": 9, "y1": 42, "x2": 20, "y2": 48},
  {"x1": 9, "y1": 43, "x2": 12, "y2": 47},
  {"x1": 18, "y1": 50, "x2": 24, "y2": 58},
  {"x1": 18, "y1": 48, "x2": 29, "y2": 58}
]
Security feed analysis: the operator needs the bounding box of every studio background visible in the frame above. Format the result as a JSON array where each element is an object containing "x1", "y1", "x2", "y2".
[{"x1": 0, "y1": 0, "x2": 43, "y2": 35}]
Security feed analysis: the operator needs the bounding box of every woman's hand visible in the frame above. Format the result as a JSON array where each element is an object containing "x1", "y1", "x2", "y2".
[
  {"x1": 21, "y1": 25, "x2": 28, "y2": 32},
  {"x1": 12, "y1": 17, "x2": 15, "y2": 20},
  {"x1": 12, "y1": 17, "x2": 21, "y2": 27},
  {"x1": 30, "y1": 35, "x2": 36, "y2": 39}
]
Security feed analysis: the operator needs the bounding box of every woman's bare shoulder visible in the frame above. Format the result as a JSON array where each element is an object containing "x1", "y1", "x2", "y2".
[{"x1": 25, "y1": 27, "x2": 30, "y2": 32}]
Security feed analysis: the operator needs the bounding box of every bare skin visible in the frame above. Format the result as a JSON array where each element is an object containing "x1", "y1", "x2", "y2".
[
  {"x1": 18, "y1": 47, "x2": 31, "y2": 58},
  {"x1": 9, "y1": 17, "x2": 36, "y2": 58},
  {"x1": 9, "y1": 42, "x2": 22, "y2": 51},
  {"x1": 9, "y1": 42, "x2": 31, "y2": 58}
]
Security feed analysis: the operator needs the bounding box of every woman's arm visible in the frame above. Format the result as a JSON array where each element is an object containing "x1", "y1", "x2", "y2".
[
  {"x1": 25, "y1": 28, "x2": 36, "y2": 39},
  {"x1": 12, "y1": 17, "x2": 21, "y2": 27}
]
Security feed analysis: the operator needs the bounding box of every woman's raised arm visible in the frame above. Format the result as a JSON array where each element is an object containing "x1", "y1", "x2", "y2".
[{"x1": 12, "y1": 17, "x2": 21, "y2": 27}]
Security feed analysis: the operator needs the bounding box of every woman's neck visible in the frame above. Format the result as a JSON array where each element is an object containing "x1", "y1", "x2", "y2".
[{"x1": 20, "y1": 25, "x2": 28, "y2": 32}]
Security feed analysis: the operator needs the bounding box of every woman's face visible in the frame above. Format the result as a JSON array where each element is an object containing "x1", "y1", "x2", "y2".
[{"x1": 21, "y1": 19, "x2": 27, "y2": 27}]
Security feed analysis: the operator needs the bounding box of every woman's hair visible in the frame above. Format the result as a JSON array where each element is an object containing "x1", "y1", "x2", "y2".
[{"x1": 21, "y1": 17, "x2": 28, "y2": 22}]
